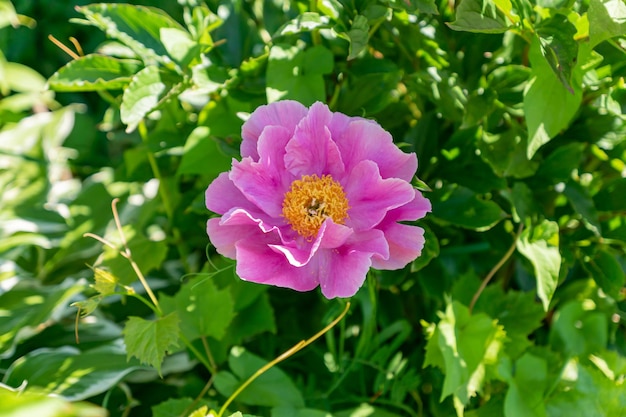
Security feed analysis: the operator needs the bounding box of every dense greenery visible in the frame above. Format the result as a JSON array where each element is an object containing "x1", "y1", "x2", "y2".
[{"x1": 1, "y1": 0, "x2": 625, "y2": 416}]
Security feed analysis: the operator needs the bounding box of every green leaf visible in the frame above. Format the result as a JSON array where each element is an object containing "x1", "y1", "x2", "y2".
[
  {"x1": 424, "y1": 301, "x2": 506, "y2": 407},
  {"x1": 516, "y1": 220, "x2": 561, "y2": 311},
  {"x1": 123, "y1": 313, "x2": 180, "y2": 375},
  {"x1": 549, "y1": 300, "x2": 608, "y2": 356},
  {"x1": 504, "y1": 353, "x2": 548, "y2": 417},
  {"x1": 92, "y1": 267, "x2": 118, "y2": 296},
  {"x1": 273, "y1": 12, "x2": 330, "y2": 38},
  {"x1": 536, "y1": 15, "x2": 579, "y2": 93},
  {"x1": 589, "y1": 0, "x2": 626, "y2": 48},
  {"x1": 177, "y1": 126, "x2": 232, "y2": 177},
  {"x1": 509, "y1": 181, "x2": 540, "y2": 223},
  {"x1": 582, "y1": 249, "x2": 625, "y2": 299},
  {"x1": 524, "y1": 38, "x2": 582, "y2": 159},
  {"x1": 3, "y1": 343, "x2": 143, "y2": 401},
  {"x1": 593, "y1": 178, "x2": 626, "y2": 212},
  {"x1": 431, "y1": 185, "x2": 505, "y2": 230},
  {"x1": 47, "y1": 54, "x2": 141, "y2": 92},
  {"x1": 534, "y1": 143, "x2": 584, "y2": 184},
  {"x1": 272, "y1": 406, "x2": 333, "y2": 417},
  {"x1": 447, "y1": 0, "x2": 515, "y2": 33},
  {"x1": 478, "y1": 130, "x2": 539, "y2": 178},
  {"x1": 120, "y1": 65, "x2": 166, "y2": 133},
  {"x1": 101, "y1": 225, "x2": 168, "y2": 286},
  {"x1": 0, "y1": 279, "x2": 84, "y2": 359},
  {"x1": 152, "y1": 398, "x2": 215, "y2": 417},
  {"x1": 563, "y1": 180, "x2": 602, "y2": 235},
  {"x1": 76, "y1": 3, "x2": 184, "y2": 64},
  {"x1": 214, "y1": 347, "x2": 305, "y2": 408},
  {"x1": 347, "y1": 15, "x2": 369, "y2": 60},
  {"x1": 266, "y1": 44, "x2": 333, "y2": 105},
  {"x1": 160, "y1": 276, "x2": 235, "y2": 342},
  {"x1": 0, "y1": 386, "x2": 108, "y2": 417},
  {"x1": 160, "y1": 27, "x2": 200, "y2": 67},
  {"x1": 411, "y1": 224, "x2": 439, "y2": 272}
]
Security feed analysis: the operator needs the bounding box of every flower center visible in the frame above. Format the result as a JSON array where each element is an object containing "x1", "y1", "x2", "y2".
[{"x1": 282, "y1": 174, "x2": 349, "y2": 238}]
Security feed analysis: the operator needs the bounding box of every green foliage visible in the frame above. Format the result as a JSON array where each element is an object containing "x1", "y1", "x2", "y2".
[{"x1": 1, "y1": 0, "x2": 625, "y2": 416}]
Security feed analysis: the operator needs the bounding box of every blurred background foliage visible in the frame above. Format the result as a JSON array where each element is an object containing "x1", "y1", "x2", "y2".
[{"x1": 0, "y1": 0, "x2": 625, "y2": 416}]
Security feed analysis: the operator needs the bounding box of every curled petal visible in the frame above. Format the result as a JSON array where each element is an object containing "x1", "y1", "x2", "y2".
[
  {"x1": 372, "y1": 223, "x2": 425, "y2": 270},
  {"x1": 241, "y1": 100, "x2": 308, "y2": 160},
  {"x1": 336, "y1": 119, "x2": 418, "y2": 181},
  {"x1": 206, "y1": 171, "x2": 255, "y2": 215},
  {"x1": 284, "y1": 102, "x2": 345, "y2": 178},
  {"x1": 236, "y1": 239, "x2": 319, "y2": 292},
  {"x1": 343, "y1": 160, "x2": 415, "y2": 231}
]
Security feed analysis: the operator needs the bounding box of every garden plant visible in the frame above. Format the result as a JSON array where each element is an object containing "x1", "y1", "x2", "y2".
[{"x1": 0, "y1": 0, "x2": 625, "y2": 416}]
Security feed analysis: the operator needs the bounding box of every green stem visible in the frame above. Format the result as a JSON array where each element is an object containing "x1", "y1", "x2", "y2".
[
  {"x1": 180, "y1": 333, "x2": 216, "y2": 374},
  {"x1": 137, "y1": 120, "x2": 191, "y2": 272},
  {"x1": 216, "y1": 302, "x2": 351, "y2": 417}
]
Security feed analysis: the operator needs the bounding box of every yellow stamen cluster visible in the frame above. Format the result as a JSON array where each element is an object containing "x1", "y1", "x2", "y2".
[{"x1": 282, "y1": 174, "x2": 349, "y2": 239}]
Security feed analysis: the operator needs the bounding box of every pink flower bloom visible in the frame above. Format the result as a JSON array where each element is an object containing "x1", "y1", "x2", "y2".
[{"x1": 205, "y1": 101, "x2": 431, "y2": 298}]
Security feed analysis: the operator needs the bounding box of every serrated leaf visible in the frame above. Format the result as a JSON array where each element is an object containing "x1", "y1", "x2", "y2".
[
  {"x1": 77, "y1": 3, "x2": 184, "y2": 64},
  {"x1": 478, "y1": 130, "x2": 539, "y2": 179},
  {"x1": 93, "y1": 267, "x2": 118, "y2": 296},
  {"x1": 120, "y1": 65, "x2": 166, "y2": 133},
  {"x1": 159, "y1": 276, "x2": 235, "y2": 342},
  {"x1": 516, "y1": 220, "x2": 561, "y2": 311},
  {"x1": 47, "y1": 54, "x2": 141, "y2": 92},
  {"x1": 71, "y1": 296, "x2": 102, "y2": 317},
  {"x1": 3, "y1": 343, "x2": 143, "y2": 401},
  {"x1": 424, "y1": 301, "x2": 506, "y2": 407},
  {"x1": 123, "y1": 313, "x2": 180, "y2": 375}
]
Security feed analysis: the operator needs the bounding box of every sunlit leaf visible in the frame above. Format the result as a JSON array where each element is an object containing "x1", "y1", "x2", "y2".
[
  {"x1": 160, "y1": 276, "x2": 235, "y2": 342},
  {"x1": 123, "y1": 313, "x2": 180, "y2": 375},
  {"x1": 3, "y1": 342, "x2": 143, "y2": 401},
  {"x1": 0, "y1": 386, "x2": 107, "y2": 417},
  {"x1": 516, "y1": 220, "x2": 561, "y2": 311},
  {"x1": 120, "y1": 65, "x2": 166, "y2": 133},
  {"x1": 47, "y1": 54, "x2": 141, "y2": 92}
]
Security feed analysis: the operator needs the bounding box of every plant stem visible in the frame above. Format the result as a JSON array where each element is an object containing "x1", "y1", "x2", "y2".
[
  {"x1": 469, "y1": 223, "x2": 524, "y2": 313},
  {"x1": 216, "y1": 302, "x2": 351, "y2": 417}
]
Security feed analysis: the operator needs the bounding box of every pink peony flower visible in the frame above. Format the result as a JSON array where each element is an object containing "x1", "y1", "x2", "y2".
[{"x1": 205, "y1": 101, "x2": 431, "y2": 299}]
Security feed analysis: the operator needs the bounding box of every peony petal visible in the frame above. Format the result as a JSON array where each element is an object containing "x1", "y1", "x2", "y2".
[
  {"x1": 268, "y1": 219, "x2": 352, "y2": 267},
  {"x1": 343, "y1": 160, "x2": 415, "y2": 231},
  {"x1": 336, "y1": 119, "x2": 417, "y2": 181},
  {"x1": 231, "y1": 125, "x2": 297, "y2": 218},
  {"x1": 241, "y1": 100, "x2": 308, "y2": 160},
  {"x1": 315, "y1": 229, "x2": 388, "y2": 298},
  {"x1": 207, "y1": 208, "x2": 283, "y2": 259},
  {"x1": 284, "y1": 102, "x2": 345, "y2": 178},
  {"x1": 230, "y1": 157, "x2": 286, "y2": 219},
  {"x1": 236, "y1": 239, "x2": 319, "y2": 292},
  {"x1": 371, "y1": 223, "x2": 425, "y2": 270},
  {"x1": 313, "y1": 249, "x2": 371, "y2": 299},
  {"x1": 384, "y1": 191, "x2": 432, "y2": 223},
  {"x1": 206, "y1": 171, "x2": 255, "y2": 215}
]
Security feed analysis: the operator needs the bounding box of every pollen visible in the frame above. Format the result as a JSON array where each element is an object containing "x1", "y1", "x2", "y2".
[{"x1": 282, "y1": 174, "x2": 349, "y2": 239}]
